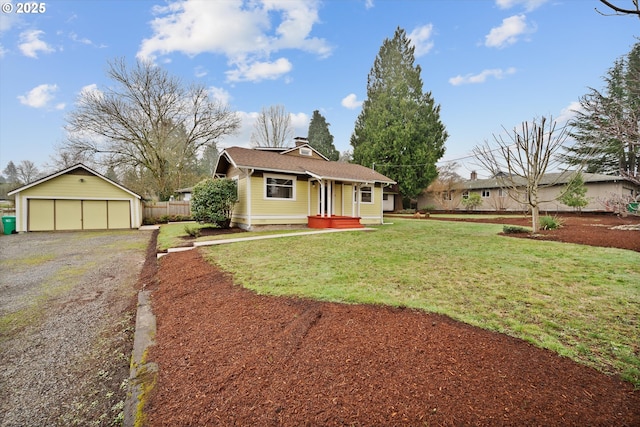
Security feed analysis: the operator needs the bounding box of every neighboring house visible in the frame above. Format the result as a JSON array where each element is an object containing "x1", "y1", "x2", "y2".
[
  {"x1": 214, "y1": 140, "x2": 395, "y2": 229},
  {"x1": 8, "y1": 163, "x2": 143, "y2": 232},
  {"x1": 418, "y1": 171, "x2": 640, "y2": 213},
  {"x1": 175, "y1": 187, "x2": 193, "y2": 201},
  {"x1": 382, "y1": 184, "x2": 398, "y2": 212}
]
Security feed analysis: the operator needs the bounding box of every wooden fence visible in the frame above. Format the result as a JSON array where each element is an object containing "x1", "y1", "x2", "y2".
[{"x1": 143, "y1": 201, "x2": 191, "y2": 220}]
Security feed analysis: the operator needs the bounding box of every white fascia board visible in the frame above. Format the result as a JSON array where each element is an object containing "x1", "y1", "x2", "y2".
[
  {"x1": 305, "y1": 170, "x2": 393, "y2": 185},
  {"x1": 7, "y1": 163, "x2": 141, "y2": 199}
]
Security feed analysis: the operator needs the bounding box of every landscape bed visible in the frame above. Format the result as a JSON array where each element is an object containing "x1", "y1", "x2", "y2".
[{"x1": 144, "y1": 214, "x2": 640, "y2": 426}]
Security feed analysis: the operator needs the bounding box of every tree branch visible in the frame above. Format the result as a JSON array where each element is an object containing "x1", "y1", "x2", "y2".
[{"x1": 597, "y1": 0, "x2": 640, "y2": 18}]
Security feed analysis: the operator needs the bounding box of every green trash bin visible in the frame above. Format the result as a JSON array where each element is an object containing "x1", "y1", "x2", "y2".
[
  {"x1": 628, "y1": 202, "x2": 639, "y2": 213},
  {"x1": 2, "y1": 216, "x2": 16, "y2": 235}
]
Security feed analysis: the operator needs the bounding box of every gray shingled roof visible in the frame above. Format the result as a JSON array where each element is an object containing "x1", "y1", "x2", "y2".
[
  {"x1": 216, "y1": 146, "x2": 396, "y2": 184},
  {"x1": 459, "y1": 171, "x2": 632, "y2": 190}
]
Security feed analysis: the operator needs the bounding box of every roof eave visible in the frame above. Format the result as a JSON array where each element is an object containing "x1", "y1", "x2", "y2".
[{"x1": 7, "y1": 163, "x2": 141, "y2": 199}]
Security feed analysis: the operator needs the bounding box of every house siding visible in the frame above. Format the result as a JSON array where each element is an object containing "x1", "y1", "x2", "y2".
[
  {"x1": 419, "y1": 178, "x2": 640, "y2": 213},
  {"x1": 228, "y1": 174, "x2": 387, "y2": 228},
  {"x1": 359, "y1": 185, "x2": 385, "y2": 224},
  {"x1": 217, "y1": 145, "x2": 394, "y2": 229},
  {"x1": 21, "y1": 173, "x2": 133, "y2": 199}
]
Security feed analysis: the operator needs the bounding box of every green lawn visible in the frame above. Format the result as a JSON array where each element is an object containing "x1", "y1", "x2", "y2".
[
  {"x1": 157, "y1": 222, "x2": 308, "y2": 251},
  {"x1": 200, "y1": 218, "x2": 640, "y2": 387}
]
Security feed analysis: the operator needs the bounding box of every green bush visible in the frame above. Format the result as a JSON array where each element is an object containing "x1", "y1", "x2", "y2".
[
  {"x1": 540, "y1": 215, "x2": 563, "y2": 230},
  {"x1": 142, "y1": 214, "x2": 192, "y2": 225},
  {"x1": 462, "y1": 193, "x2": 482, "y2": 211},
  {"x1": 503, "y1": 225, "x2": 530, "y2": 234},
  {"x1": 184, "y1": 224, "x2": 202, "y2": 238},
  {"x1": 191, "y1": 178, "x2": 238, "y2": 228}
]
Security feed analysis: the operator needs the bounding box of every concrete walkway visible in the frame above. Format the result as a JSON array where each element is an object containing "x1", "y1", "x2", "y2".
[{"x1": 160, "y1": 227, "x2": 374, "y2": 257}]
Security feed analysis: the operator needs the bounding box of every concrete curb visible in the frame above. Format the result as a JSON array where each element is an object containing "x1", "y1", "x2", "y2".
[{"x1": 124, "y1": 290, "x2": 157, "y2": 427}]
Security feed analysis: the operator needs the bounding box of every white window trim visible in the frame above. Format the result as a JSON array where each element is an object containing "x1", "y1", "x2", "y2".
[
  {"x1": 264, "y1": 173, "x2": 297, "y2": 201},
  {"x1": 481, "y1": 189, "x2": 490, "y2": 198},
  {"x1": 359, "y1": 185, "x2": 374, "y2": 204}
]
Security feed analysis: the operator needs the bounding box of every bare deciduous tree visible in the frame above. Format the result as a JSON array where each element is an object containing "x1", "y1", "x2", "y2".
[
  {"x1": 426, "y1": 162, "x2": 463, "y2": 210},
  {"x1": 64, "y1": 58, "x2": 240, "y2": 200},
  {"x1": 250, "y1": 105, "x2": 293, "y2": 148},
  {"x1": 473, "y1": 117, "x2": 572, "y2": 233},
  {"x1": 15, "y1": 160, "x2": 41, "y2": 184},
  {"x1": 47, "y1": 142, "x2": 97, "y2": 172},
  {"x1": 597, "y1": 0, "x2": 640, "y2": 18}
]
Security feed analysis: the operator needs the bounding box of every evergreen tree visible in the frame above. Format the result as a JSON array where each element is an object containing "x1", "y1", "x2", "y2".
[
  {"x1": 307, "y1": 110, "x2": 339, "y2": 160},
  {"x1": 562, "y1": 43, "x2": 639, "y2": 181},
  {"x1": 199, "y1": 144, "x2": 219, "y2": 176},
  {"x1": 350, "y1": 27, "x2": 447, "y2": 204},
  {"x1": 3, "y1": 161, "x2": 19, "y2": 184},
  {"x1": 559, "y1": 172, "x2": 589, "y2": 212}
]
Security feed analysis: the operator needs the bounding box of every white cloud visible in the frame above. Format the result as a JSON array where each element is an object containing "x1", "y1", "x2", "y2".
[
  {"x1": 448, "y1": 67, "x2": 516, "y2": 86},
  {"x1": 555, "y1": 101, "x2": 582, "y2": 125},
  {"x1": 194, "y1": 66, "x2": 208, "y2": 78},
  {"x1": 18, "y1": 30, "x2": 55, "y2": 58},
  {"x1": 69, "y1": 32, "x2": 92, "y2": 45},
  {"x1": 495, "y1": 0, "x2": 549, "y2": 12},
  {"x1": 290, "y1": 112, "x2": 310, "y2": 131},
  {"x1": 137, "y1": 0, "x2": 331, "y2": 82},
  {"x1": 0, "y1": 44, "x2": 6, "y2": 58},
  {"x1": 226, "y1": 57, "x2": 293, "y2": 82},
  {"x1": 17, "y1": 84, "x2": 59, "y2": 108},
  {"x1": 0, "y1": 4, "x2": 20, "y2": 33},
  {"x1": 341, "y1": 93, "x2": 362, "y2": 109},
  {"x1": 485, "y1": 14, "x2": 532, "y2": 48},
  {"x1": 364, "y1": 0, "x2": 374, "y2": 9},
  {"x1": 408, "y1": 24, "x2": 435, "y2": 57},
  {"x1": 209, "y1": 86, "x2": 231, "y2": 105}
]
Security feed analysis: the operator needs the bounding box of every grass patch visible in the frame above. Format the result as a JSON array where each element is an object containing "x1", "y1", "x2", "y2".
[
  {"x1": 0, "y1": 262, "x2": 93, "y2": 342},
  {"x1": 157, "y1": 222, "x2": 206, "y2": 250},
  {"x1": 157, "y1": 223, "x2": 309, "y2": 251},
  {"x1": 0, "y1": 253, "x2": 57, "y2": 271},
  {"x1": 202, "y1": 218, "x2": 640, "y2": 387}
]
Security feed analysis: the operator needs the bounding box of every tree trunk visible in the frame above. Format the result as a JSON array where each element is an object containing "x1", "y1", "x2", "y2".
[{"x1": 531, "y1": 205, "x2": 540, "y2": 233}]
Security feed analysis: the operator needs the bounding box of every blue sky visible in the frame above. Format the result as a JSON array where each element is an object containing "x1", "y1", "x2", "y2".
[{"x1": 0, "y1": 0, "x2": 637, "y2": 179}]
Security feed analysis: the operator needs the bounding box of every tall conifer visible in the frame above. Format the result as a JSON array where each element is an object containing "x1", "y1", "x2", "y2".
[
  {"x1": 307, "y1": 110, "x2": 339, "y2": 160},
  {"x1": 350, "y1": 27, "x2": 447, "y2": 204}
]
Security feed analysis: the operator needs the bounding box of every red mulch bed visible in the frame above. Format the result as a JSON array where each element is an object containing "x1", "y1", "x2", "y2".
[{"x1": 144, "y1": 214, "x2": 640, "y2": 426}]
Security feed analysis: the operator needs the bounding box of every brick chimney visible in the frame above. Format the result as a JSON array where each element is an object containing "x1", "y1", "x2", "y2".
[
  {"x1": 294, "y1": 136, "x2": 308, "y2": 147},
  {"x1": 470, "y1": 171, "x2": 477, "y2": 181}
]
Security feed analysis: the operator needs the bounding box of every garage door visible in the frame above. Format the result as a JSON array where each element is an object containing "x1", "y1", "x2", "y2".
[
  {"x1": 28, "y1": 199, "x2": 131, "y2": 231},
  {"x1": 29, "y1": 199, "x2": 55, "y2": 231}
]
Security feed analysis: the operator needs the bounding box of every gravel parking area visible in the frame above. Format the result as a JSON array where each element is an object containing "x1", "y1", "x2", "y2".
[{"x1": 0, "y1": 230, "x2": 154, "y2": 427}]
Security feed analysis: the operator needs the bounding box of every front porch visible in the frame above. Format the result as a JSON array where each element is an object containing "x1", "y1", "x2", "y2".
[{"x1": 307, "y1": 215, "x2": 363, "y2": 229}]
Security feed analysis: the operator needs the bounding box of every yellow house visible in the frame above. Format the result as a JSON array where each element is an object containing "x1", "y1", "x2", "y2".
[
  {"x1": 8, "y1": 163, "x2": 143, "y2": 232},
  {"x1": 214, "y1": 140, "x2": 395, "y2": 230}
]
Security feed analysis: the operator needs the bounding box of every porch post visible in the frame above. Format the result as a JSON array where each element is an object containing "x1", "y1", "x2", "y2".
[
  {"x1": 320, "y1": 180, "x2": 325, "y2": 217},
  {"x1": 327, "y1": 180, "x2": 332, "y2": 217}
]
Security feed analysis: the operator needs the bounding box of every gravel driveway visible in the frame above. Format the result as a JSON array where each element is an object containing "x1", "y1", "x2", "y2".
[{"x1": 0, "y1": 230, "x2": 153, "y2": 427}]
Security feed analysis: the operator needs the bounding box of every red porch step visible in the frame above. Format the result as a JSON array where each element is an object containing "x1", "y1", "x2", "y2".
[{"x1": 307, "y1": 215, "x2": 363, "y2": 229}]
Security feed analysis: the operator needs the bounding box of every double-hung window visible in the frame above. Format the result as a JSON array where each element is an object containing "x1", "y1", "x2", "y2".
[
  {"x1": 357, "y1": 186, "x2": 373, "y2": 203},
  {"x1": 265, "y1": 174, "x2": 295, "y2": 200}
]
